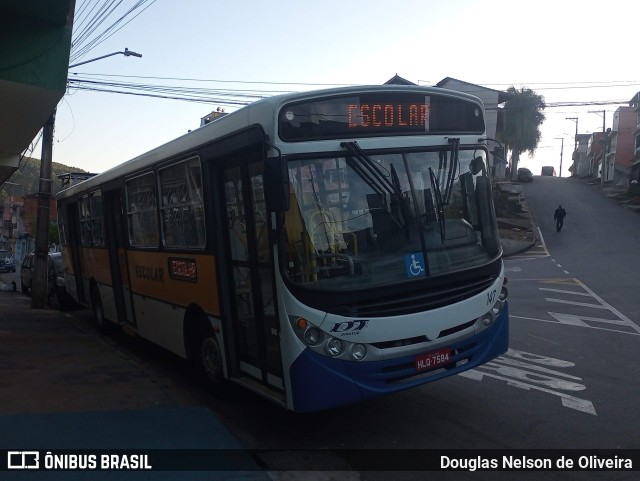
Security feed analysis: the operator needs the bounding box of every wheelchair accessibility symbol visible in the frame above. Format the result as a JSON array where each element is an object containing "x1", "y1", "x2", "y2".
[{"x1": 405, "y1": 252, "x2": 427, "y2": 278}]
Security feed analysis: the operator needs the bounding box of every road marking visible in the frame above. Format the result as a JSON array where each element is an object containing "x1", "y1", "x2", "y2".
[
  {"x1": 511, "y1": 314, "x2": 640, "y2": 336},
  {"x1": 545, "y1": 298, "x2": 609, "y2": 309},
  {"x1": 575, "y1": 279, "x2": 639, "y2": 331},
  {"x1": 461, "y1": 348, "x2": 596, "y2": 415},
  {"x1": 539, "y1": 278, "x2": 640, "y2": 335},
  {"x1": 539, "y1": 287, "x2": 591, "y2": 297},
  {"x1": 537, "y1": 227, "x2": 548, "y2": 253},
  {"x1": 504, "y1": 266, "x2": 522, "y2": 273},
  {"x1": 541, "y1": 278, "x2": 578, "y2": 285},
  {"x1": 548, "y1": 312, "x2": 640, "y2": 335}
]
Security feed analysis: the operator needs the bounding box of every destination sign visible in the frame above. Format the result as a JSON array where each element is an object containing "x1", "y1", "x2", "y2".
[
  {"x1": 168, "y1": 257, "x2": 198, "y2": 282},
  {"x1": 279, "y1": 91, "x2": 484, "y2": 141}
]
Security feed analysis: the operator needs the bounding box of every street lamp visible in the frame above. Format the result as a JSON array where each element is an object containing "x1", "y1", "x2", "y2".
[
  {"x1": 566, "y1": 117, "x2": 578, "y2": 149},
  {"x1": 554, "y1": 137, "x2": 564, "y2": 178},
  {"x1": 68, "y1": 48, "x2": 142, "y2": 68},
  {"x1": 31, "y1": 48, "x2": 142, "y2": 309}
]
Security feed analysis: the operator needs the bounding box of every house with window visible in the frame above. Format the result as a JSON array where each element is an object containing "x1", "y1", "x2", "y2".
[
  {"x1": 607, "y1": 106, "x2": 636, "y2": 187},
  {"x1": 587, "y1": 132, "x2": 606, "y2": 179}
]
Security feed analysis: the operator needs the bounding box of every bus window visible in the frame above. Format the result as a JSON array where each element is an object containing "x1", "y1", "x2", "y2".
[
  {"x1": 78, "y1": 195, "x2": 92, "y2": 247},
  {"x1": 126, "y1": 172, "x2": 159, "y2": 247},
  {"x1": 90, "y1": 191, "x2": 105, "y2": 246},
  {"x1": 159, "y1": 157, "x2": 206, "y2": 248}
]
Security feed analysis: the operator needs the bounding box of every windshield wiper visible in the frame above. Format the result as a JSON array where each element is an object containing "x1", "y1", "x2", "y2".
[
  {"x1": 429, "y1": 166, "x2": 446, "y2": 243},
  {"x1": 340, "y1": 141, "x2": 402, "y2": 204},
  {"x1": 443, "y1": 138, "x2": 460, "y2": 205},
  {"x1": 430, "y1": 138, "x2": 460, "y2": 243}
]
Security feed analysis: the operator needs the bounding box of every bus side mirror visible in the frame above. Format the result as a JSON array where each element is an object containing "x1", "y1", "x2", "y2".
[{"x1": 264, "y1": 156, "x2": 290, "y2": 212}]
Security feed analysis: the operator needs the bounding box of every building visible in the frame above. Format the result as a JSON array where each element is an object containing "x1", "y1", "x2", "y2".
[
  {"x1": 200, "y1": 108, "x2": 228, "y2": 127},
  {"x1": 0, "y1": 191, "x2": 58, "y2": 261},
  {"x1": 630, "y1": 92, "x2": 640, "y2": 185},
  {"x1": 436, "y1": 78, "x2": 510, "y2": 156},
  {"x1": 586, "y1": 132, "x2": 606, "y2": 179},
  {"x1": 384, "y1": 75, "x2": 511, "y2": 179},
  {"x1": 435, "y1": 78, "x2": 510, "y2": 178},
  {"x1": 0, "y1": 1, "x2": 75, "y2": 186},
  {"x1": 570, "y1": 134, "x2": 592, "y2": 177},
  {"x1": 607, "y1": 106, "x2": 636, "y2": 187}
]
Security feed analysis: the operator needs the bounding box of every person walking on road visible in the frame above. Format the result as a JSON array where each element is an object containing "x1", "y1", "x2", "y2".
[{"x1": 554, "y1": 204, "x2": 566, "y2": 232}]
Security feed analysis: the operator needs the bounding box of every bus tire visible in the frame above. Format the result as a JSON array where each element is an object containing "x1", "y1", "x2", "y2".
[
  {"x1": 190, "y1": 321, "x2": 224, "y2": 389},
  {"x1": 91, "y1": 286, "x2": 110, "y2": 333}
]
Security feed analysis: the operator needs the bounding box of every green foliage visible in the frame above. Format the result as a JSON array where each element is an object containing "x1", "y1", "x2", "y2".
[
  {"x1": 1, "y1": 156, "x2": 88, "y2": 197},
  {"x1": 502, "y1": 87, "x2": 546, "y2": 180},
  {"x1": 503, "y1": 87, "x2": 546, "y2": 157}
]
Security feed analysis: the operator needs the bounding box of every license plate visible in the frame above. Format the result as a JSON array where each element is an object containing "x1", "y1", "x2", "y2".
[{"x1": 415, "y1": 347, "x2": 451, "y2": 372}]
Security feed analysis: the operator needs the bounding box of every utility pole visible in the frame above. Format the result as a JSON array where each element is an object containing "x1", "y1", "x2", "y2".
[
  {"x1": 30, "y1": 48, "x2": 142, "y2": 309},
  {"x1": 599, "y1": 128, "x2": 612, "y2": 189},
  {"x1": 588, "y1": 110, "x2": 607, "y2": 188},
  {"x1": 31, "y1": 112, "x2": 55, "y2": 308},
  {"x1": 554, "y1": 137, "x2": 564, "y2": 178},
  {"x1": 566, "y1": 117, "x2": 578, "y2": 175}
]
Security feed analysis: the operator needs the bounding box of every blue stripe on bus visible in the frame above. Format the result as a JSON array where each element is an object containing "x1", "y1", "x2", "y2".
[{"x1": 290, "y1": 304, "x2": 509, "y2": 412}]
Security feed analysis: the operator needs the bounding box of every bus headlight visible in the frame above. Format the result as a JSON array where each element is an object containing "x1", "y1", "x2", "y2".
[
  {"x1": 326, "y1": 338, "x2": 344, "y2": 357},
  {"x1": 499, "y1": 285, "x2": 508, "y2": 301},
  {"x1": 304, "y1": 327, "x2": 323, "y2": 346},
  {"x1": 351, "y1": 343, "x2": 367, "y2": 361},
  {"x1": 290, "y1": 316, "x2": 371, "y2": 361}
]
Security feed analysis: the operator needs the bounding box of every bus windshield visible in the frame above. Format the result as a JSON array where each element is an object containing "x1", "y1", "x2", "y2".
[{"x1": 283, "y1": 146, "x2": 499, "y2": 290}]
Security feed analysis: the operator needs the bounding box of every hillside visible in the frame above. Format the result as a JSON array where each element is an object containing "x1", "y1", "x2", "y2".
[{"x1": 2, "y1": 157, "x2": 89, "y2": 197}]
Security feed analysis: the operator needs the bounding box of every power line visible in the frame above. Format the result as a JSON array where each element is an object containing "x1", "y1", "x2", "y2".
[
  {"x1": 69, "y1": 72, "x2": 355, "y2": 87},
  {"x1": 70, "y1": 0, "x2": 157, "y2": 64}
]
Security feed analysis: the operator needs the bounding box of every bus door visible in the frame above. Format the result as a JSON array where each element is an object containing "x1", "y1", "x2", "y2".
[
  {"x1": 66, "y1": 201, "x2": 86, "y2": 304},
  {"x1": 103, "y1": 189, "x2": 134, "y2": 325},
  {"x1": 221, "y1": 153, "x2": 283, "y2": 390}
]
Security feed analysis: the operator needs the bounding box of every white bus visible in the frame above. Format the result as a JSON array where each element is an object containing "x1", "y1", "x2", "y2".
[{"x1": 57, "y1": 85, "x2": 509, "y2": 412}]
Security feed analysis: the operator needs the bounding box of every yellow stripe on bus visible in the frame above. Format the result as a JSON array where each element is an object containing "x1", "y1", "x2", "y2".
[{"x1": 126, "y1": 251, "x2": 220, "y2": 315}]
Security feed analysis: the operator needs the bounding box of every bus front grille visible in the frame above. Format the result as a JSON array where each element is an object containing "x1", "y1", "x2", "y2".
[{"x1": 332, "y1": 276, "x2": 496, "y2": 318}]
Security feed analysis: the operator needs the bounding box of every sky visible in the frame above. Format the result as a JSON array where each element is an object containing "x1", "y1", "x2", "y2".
[{"x1": 33, "y1": 0, "x2": 640, "y2": 179}]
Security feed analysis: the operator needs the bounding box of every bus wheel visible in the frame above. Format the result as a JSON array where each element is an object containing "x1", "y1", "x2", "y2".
[
  {"x1": 196, "y1": 329, "x2": 224, "y2": 387},
  {"x1": 91, "y1": 287, "x2": 109, "y2": 333}
]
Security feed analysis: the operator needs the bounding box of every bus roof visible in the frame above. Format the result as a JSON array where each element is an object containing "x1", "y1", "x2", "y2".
[{"x1": 57, "y1": 85, "x2": 485, "y2": 199}]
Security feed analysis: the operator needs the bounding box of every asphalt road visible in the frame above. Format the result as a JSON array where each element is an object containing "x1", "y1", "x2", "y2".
[{"x1": 521, "y1": 176, "x2": 640, "y2": 325}]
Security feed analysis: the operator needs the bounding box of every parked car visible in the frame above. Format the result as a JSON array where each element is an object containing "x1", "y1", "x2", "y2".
[
  {"x1": 0, "y1": 250, "x2": 16, "y2": 273},
  {"x1": 517, "y1": 167, "x2": 533, "y2": 182},
  {"x1": 20, "y1": 252, "x2": 73, "y2": 308}
]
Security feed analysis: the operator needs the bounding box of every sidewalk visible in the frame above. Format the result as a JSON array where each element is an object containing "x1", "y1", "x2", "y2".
[
  {"x1": 0, "y1": 288, "x2": 270, "y2": 480},
  {"x1": 497, "y1": 196, "x2": 538, "y2": 258},
  {"x1": 582, "y1": 176, "x2": 640, "y2": 213}
]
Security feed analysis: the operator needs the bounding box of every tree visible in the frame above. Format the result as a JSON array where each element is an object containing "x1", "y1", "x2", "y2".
[{"x1": 503, "y1": 87, "x2": 546, "y2": 180}]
